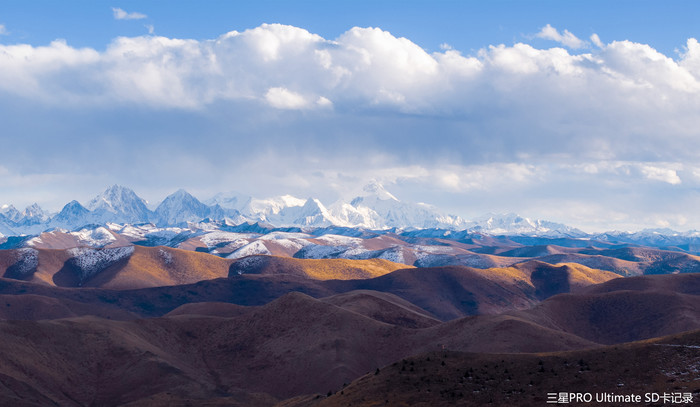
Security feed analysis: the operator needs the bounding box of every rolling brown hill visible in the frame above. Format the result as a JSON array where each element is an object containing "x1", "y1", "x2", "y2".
[
  {"x1": 513, "y1": 261, "x2": 620, "y2": 299},
  {"x1": 0, "y1": 256, "x2": 618, "y2": 322},
  {"x1": 319, "y1": 290, "x2": 441, "y2": 328},
  {"x1": 313, "y1": 329, "x2": 700, "y2": 407},
  {"x1": 165, "y1": 290, "x2": 442, "y2": 329},
  {"x1": 514, "y1": 290, "x2": 700, "y2": 344},
  {"x1": 325, "y1": 262, "x2": 618, "y2": 319},
  {"x1": 23, "y1": 228, "x2": 133, "y2": 250},
  {"x1": 0, "y1": 246, "x2": 232, "y2": 289},
  {"x1": 164, "y1": 301, "x2": 254, "y2": 318},
  {"x1": 0, "y1": 272, "x2": 696, "y2": 405},
  {"x1": 0, "y1": 293, "x2": 137, "y2": 320},
  {"x1": 527, "y1": 253, "x2": 645, "y2": 276},
  {"x1": 582, "y1": 271, "x2": 700, "y2": 296},
  {"x1": 0, "y1": 291, "x2": 606, "y2": 406},
  {"x1": 0, "y1": 248, "x2": 409, "y2": 291},
  {"x1": 0, "y1": 292, "x2": 426, "y2": 405},
  {"x1": 228, "y1": 255, "x2": 409, "y2": 280}
]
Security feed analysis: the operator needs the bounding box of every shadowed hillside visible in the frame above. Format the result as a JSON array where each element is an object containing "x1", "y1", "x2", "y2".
[
  {"x1": 314, "y1": 330, "x2": 700, "y2": 407},
  {"x1": 0, "y1": 272, "x2": 695, "y2": 405}
]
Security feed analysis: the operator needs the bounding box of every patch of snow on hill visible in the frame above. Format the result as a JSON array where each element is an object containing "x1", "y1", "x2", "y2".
[
  {"x1": 25, "y1": 236, "x2": 44, "y2": 247},
  {"x1": 9, "y1": 248, "x2": 39, "y2": 276},
  {"x1": 66, "y1": 246, "x2": 135, "y2": 284},
  {"x1": 413, "y1": 245, "x2": 460, "y2": 255},
  {"x1": 226, "y1": 240, "x2": 272, "y2": 259},
  {"x1": 72, "y1": 226, "x2": 117, "y2": 247},
  {"x1": 377, "y1": 247, "x2": 405, "y2": 264},
  {"x1": 269, "y1": 238, "x2": 309, "y2": 253},
  {"x1": 294, "y1": 244, "x2": 350, "y2": 259},
  {"x1": 200, "y1": 231, "x2": 259, "y2": 248},
  {"x1": 229, "y1": 255, "x2": 269, "y2": 275},
  {"x1": 255, "y1": 231, "x2": 314, "y2": 252},
  {"x1": 258, "y1": 231, "x2": 312, "y2": 240},
  {"x1": 313, "y1": 234, "x2": 363, "y2": 246},
  {"x1": 108, "y1": 224, "x2": 190, "y2": 244},
  {"x1": 338, "y1": 247, "x2": 372, "y2": 258},
  {"x1": 158, "y1": 248, "x2": 174, "y2": 265}
]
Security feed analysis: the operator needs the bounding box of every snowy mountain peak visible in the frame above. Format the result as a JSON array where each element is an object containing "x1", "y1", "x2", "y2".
[
  {"x1": 86, "y1": 185, "x2": 150, "y2": 224},
  {"x1": 467, "y1": 212, "x2": 585, "y2": 237},
  {"x1": 49, "y1": 200, "x2": 91, "y2": 229},
  {"x1": 153, "y1": 189, "x2": 210, "y2": 226},
  {"x1": 206, "y1": 191, "x2": 252, "y2": 211},
  {"x1": 241, "y1": 195, "x2": 307, "y2": 219},
  {"x1": 22, "y1": 203, "x2": 48, "y2": 220},
  {"x1": 0, "y1": 204, "x2": 22, "y2": 222},
  {"x1": 159, "y1": 189, "x2": 203, "y2": 207},
  {"x1": 360, "y1": 180, "x2": 398, "y2": 201},
  {"x1": 170, "y1": 189, "x2": 191, "y2": 198},
  {"x1": 275, "y1": 197, "x2": 340, "y2": 227},
  {"x1": 302, "y1": 197, "x2": 324, "y2": 210},
  {"x1": 88, "y1": 185, "x2": 148, "y2": 212}
]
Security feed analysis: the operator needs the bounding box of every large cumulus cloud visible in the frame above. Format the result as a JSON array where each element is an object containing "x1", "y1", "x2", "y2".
[
  {"x1": 2, "y1": 23, "x2": 700, "y2": 231},
  {"x1": 2, "y1": 24, "x2": 700, "y2": 158}
]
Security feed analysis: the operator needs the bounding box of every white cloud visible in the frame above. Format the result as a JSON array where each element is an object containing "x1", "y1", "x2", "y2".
[
  {"x1": 265, "y1": 87, "x2": 310, "y2": 109},
  {"x1": 112, "y1": 7, "x2": 147, "y2": 20},
  {"x1": 3, "y1": 23, "x2": 700, "y2": 160},
  {"x1": 315, "y1": 96, "x2": 333, "y2": 108},
  {"x1": 640, "y1": 165, "x2": 682, "y2": 185},
  {"x1": 590, "y1": 33, "x2": 604, "y2": 48},
  {"x1": 0, "y1": 22, "x2": 697, "y2": 120},
  {"x1": 0, "y1": 24, "x2": 7, "y2": 35},
  {"x1": 4, "y1": 24, "x2": 700, "y2": 230},
  {"x1": 535, "y1": 24, "x2": 587, "y2": 49}
]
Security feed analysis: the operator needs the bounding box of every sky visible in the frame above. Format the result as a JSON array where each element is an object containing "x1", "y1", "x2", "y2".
[{"x1": 1, "y1": 1, "x2": 700, "y2": 232}]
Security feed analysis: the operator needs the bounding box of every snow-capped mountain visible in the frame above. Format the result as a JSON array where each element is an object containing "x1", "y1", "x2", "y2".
[
  {"x1": 0, "y1": 182, "x2": 589, "y2": 238},
  {"x1": 592, "y1": 228, "x2": 700, "y2": 248},
  {"x1": 466, "y1": 213, "x2": 586, "y2": 237},
  {"x1": 153, "y1": 189, "x2": 242, "y2": 226},
  {"x1": 0, "y1": 205, "x2": 22, "y2": 223},
  {"x1": 240, "y1": 195, "x2": 307, "y2": 220},
  {"x1": 20, "y1": 203, "x2": 49, "y2": 224},
  {"x1": 87, "y1": 185, "x2": 151, "y2": 224},
  {"x1": 49, "y1": 200, "x2": 93, "y2": 230},
  {"x1": 0, "y1": 203, "x2": 54, "y2": 235},
  {"x1": 327, "y1": 201, "x2": 378, "y2": 228},
  {"x1": 153, "y1": 189, "x2": 214, "y2": 226},
  {"x1": 333, "y1": 180, "x2": 468, "y2": 229},
  {"x1": 269, "y1": 198, "x2": 341, "y2": 227},
  {"x1": 205, "y1": 191, "x2": 252, "y2": 212}
]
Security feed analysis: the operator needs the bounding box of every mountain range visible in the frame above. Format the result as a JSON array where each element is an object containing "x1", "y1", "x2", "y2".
[
  {"x1": 5, "y1": 183, "x2": 700, "y2": 253},
  {"x1": 0, "y1": 182, "x2": 582, "y2": 236}
]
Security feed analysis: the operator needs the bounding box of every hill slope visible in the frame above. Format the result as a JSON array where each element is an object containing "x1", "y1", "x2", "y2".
[{"x1": 315, "y1": 330, "x2": 700, "y2": 407}]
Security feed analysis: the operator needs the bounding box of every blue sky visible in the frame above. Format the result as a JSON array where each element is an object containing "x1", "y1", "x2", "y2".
[
  {"x1": 1, "y1": 1, "x2": 697, "y2": 55},
  {"x1": 1, "y1": 1, "x2": 700, "y2": 232}
]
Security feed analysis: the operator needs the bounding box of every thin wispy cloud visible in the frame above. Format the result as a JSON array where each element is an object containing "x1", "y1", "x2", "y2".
[
  {"x1": 590, "y1": 33, "x2": 604, "y2": 48},
  {"x1": 0, "y1": 24, "x2": 7, "y2": 35},
  {"x1": 112, "y1": 7, "x2": 147, "y2": 20},
  {"x1": 535, "y1": 23, "x2": 587, "y2": 49}
]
